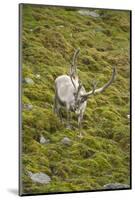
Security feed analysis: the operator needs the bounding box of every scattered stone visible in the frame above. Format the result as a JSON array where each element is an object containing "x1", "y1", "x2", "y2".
[
  {"x1": 28, "y1": 171, "x2": 51, "y2": 184},
  {"x1": 40, "y1": 135, "x2": 50, "y2": 144},
  {"x1": 78, "y1": 10, "x2": 100, "y2": 18},
  {"x1": 35, "y1": 74, "x2": 41, "y2": 79},
  {"x1": 89, "y1": 11, "x2": 100, "y2": 18},
  {"x1": 61, "y1": 137, "x2": 71, "y2": 146},
  {"x1": 24, "y1": 77, "x2": 34, "y2": 85},
  {"x1": 57, "y1": 25, "x2": 64, "y2": 28},
  {"x1": 127, "y1": 114, "x2": 130, "y2": 119},
  {"x1": 23, "y1": 104, "x2": 33, "y2": 110},
  {"x1": 103, "y1": 183, "x2": 130, "y2": 190}
]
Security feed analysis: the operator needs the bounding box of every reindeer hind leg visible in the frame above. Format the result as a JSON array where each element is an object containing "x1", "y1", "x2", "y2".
[{"x1": 54, "y1": 95, "x2": 64, "y2": 123}]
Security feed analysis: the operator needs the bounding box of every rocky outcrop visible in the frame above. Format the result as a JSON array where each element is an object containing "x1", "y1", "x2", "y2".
[
  {"x1": 40, "y1": 135, "x2": 50, "y2": 144},
  {"x1": 103, "y1": 183, "x2": 130, "y2": 189},
  {"x1": 24, "y1": 77, "x2": 34, "y2": 85},
  {"x1": 78, "y1": 10, "x2": 100, "y2": 18},
  {"x1": 61, "y1": 137, "x2": 72, "y2": 146},
  {"x1": 27, "y1": 171, "x2": 51, "y2": 184}
]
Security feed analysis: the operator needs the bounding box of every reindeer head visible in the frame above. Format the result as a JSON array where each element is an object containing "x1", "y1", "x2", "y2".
[
  {"x1": 69, "y1": 48, "x2": 116, "y2": 114},
  {"x1": 71, "y1": 78, "x2": 99, "y2": 114}
]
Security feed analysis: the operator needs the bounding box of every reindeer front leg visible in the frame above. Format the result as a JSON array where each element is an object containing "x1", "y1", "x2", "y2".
[
  {"x1": 78, "y1": 112, "x2": 83, "y2": 138},
  {"x1": 66, "y1": 104, "x2": 72, "y2": 129}
]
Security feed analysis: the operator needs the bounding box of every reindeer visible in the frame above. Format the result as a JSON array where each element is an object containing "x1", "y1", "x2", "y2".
[{"x1": 54, "y1": 48, "x2": 116, "y2": 137}]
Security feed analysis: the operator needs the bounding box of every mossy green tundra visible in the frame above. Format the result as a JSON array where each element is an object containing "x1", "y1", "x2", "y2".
[{"x1": 20, "y1": 4, "x2": 131, "y2": 195}]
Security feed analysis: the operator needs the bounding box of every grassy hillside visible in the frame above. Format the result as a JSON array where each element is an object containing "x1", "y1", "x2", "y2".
[{"x1": 20, "y1": 4, "x2": 130, "y2": 195}]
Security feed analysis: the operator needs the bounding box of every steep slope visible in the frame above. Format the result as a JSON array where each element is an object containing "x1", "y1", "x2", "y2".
[{"x1": 21, "y1": 4, "x2": 130, "y2": 194}]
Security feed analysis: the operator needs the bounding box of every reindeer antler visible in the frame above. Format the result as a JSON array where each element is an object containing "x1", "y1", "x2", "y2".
[
  {"x1": 81, "y1": 80, "x2": 98, "y2": 102},
  {"x1": 70, "y1": 48, "x2": 80, "y2": 91},
  {"x1": 70, "y1": 48, "x2": 80, "y2": 76},
  {"x1": 81, "y1": 66, "x2": 116, "y2": 99},
  {"x1": 70, "y1": 75, "x2": 77, "y2": 90},
  {"x1": 74, "y1": 80, "x2": 83, "y2": 100},
  {"x1": 91, "y1": 80, "x2": 99, "y2": 94}
]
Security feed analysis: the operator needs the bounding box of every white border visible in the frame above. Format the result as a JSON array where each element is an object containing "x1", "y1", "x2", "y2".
[{"x1": 0, "y1": 0, "x2": 134, "y2": 199}]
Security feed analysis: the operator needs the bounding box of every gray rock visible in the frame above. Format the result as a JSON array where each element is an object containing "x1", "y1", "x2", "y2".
[
  {"x1": 78, "y1": 10, "x2": 100, "y2": 18},
  {"x1": 24, "y1": 77, "x2": 34, "y2": 85},
  {"x1": 103, "y1": 183, "x2": 130, "y2": 190},
  {"x1": 24, "y1": 104, "x2": 33, "y2": 110},
  {"x1": 40, "y1": 135, "x2": 50, "y2": 144},
  {"x1": 61, "y1": 137, "x2": 71, "y2": 146},
  {"x1": 28, "y1": 171, "x2": 51, "y2": 184}
]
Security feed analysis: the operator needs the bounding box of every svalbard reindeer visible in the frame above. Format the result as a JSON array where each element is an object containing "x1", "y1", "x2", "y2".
[{"x1": 54, "y1": 48, "x2": 116, "y2": 137}]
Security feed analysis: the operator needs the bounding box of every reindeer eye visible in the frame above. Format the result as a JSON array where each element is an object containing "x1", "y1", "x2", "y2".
[{"x1": 81, "y1": 98, "x2": 85, "y2": 103}]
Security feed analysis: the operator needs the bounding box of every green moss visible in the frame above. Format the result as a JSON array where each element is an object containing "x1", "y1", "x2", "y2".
[
  {"x1": 92, "y1": 153, "x2": 112, "y2": 172},
  {"x1": 21, "y1": 4, "x2": 130, "y2": 194}
]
